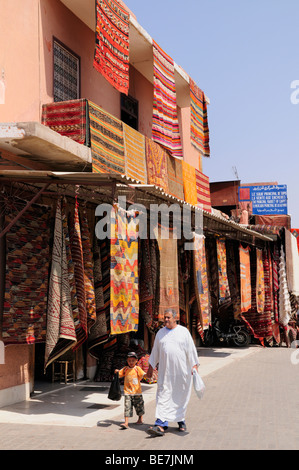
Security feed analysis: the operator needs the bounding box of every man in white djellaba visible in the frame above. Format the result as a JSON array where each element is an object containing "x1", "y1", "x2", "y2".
[{"x1": 146, "y1": 308, "x2": 199, "y2": 436}]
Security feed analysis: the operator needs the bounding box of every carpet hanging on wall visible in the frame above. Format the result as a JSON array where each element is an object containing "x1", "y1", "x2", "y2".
[
  {"x1": 239, "y1": 244, "x2": 251, "y2": 313},
  {"x1": 110, "y1": 204, "x2": 139, "y2": 334},
  {"x1": 94, "y1": 0, "x2": 130, "y2": 94},
  {"x1": 3, "y1": 204, "x2": 51, "y2": 344},
  {"x1": 193, "y1": 233, "x2": 211, "y2": 332},
  {"x1": 152, "y1": 40, "x2": 183, "y2": 159},
  {"x1": 123, "y1": 123, "x2": 147, "y2": 183},
  {"x1": 145, "y1": 136, "x2": 169, "y2": 193},
  {"x1": 89, "y1": 101, "x2": 125, "y2": 174},
  {"x1": 189, "y1": 77, "x2": 210, "y2": 158}
]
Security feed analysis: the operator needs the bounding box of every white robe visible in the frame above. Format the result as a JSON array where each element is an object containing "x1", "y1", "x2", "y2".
[{"x1": 149, "y1": 325, "x2": 199, "y2": 423}]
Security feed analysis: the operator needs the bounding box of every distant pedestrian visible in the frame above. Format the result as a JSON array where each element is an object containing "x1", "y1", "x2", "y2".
[
  {"x1": 146, "y1": 308, "x2": 199, "y2": 436},
  {"x1": 115, "y1": 352, "x2": 146, "y2": 429}
]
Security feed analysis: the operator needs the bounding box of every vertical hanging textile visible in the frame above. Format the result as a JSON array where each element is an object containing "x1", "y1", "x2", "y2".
[
  {"x1": 189, "y1": 77, "x2": 210, "y2": 158},
  {"x1": 216, "y1": 238, "x2": 231, "y2": 306},
  {"x1": 69, "y1": 200, "x2": 88, "y2": 349},
  {"x1": 193, "y1": 233, "x2": 211, "y2": 331},
  {"x1": 256, "y1": 248, "x2": 265, "y2": 313},
  {"x1": 93, "y1": 0, "x2": 130, "y2": 94},
  {"x1": 123, "y1": 123, "x2": 147, "y2": 183},
  {"x1": 152, "y1": 40, "x2": 183, "y2": 159},
  {"x1": 239, "y1": 244, "x2": 251, "y2": 313},
  {"x1": 3, "y1": 204, "x2": 50, "y2": 344},
  {"x1": 167, "y1": 154, "x2": 184, "y2": 200},
  {"x1": 45, "y1": 200, "x2": 77, "y2": 369},
  {"x1": 182, "y1": 161, "x2": 197, "y2": 206},
  {"x1": 279, "y1": 245, "x2": 292, "y2": 326},
  {"x1": 195, "y1": 169, "x2": 212, "y2": 212},
  {"x1": 154, "y1": 224, "x2": 180, "y2": 322},
  {"x1": 89, "y1": 101, "x2": 125, "y2": 174},
  {"x1": 145, "y1": 136, "x2": 169, "y2": 193},
  {"x1": 110, "y1": 204, "x2": 139, "y2": 334},
  {"x1": 226, "y1": 240, "x2": 241, "y2": 319},
  {"x1": 80, "y1": 208, "x2": 96, "y2": 330}
]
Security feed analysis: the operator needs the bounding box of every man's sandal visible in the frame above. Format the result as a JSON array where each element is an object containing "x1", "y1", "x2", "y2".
[
  {"x1": 178, "y1": 422, "x2": 187, "y2": 432},
  {"x1": 147, "y1": 425, "x2": 165, "y2": 436}
]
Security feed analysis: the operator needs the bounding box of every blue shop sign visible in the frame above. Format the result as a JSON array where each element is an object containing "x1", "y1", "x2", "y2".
[{"x1": 239, "y1": 185, "x2": 288, "y2": 215}]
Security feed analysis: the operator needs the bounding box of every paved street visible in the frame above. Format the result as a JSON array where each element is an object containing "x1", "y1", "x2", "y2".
[{"x1": 0, "y1": 346, "x2": 298, "y2": 453}]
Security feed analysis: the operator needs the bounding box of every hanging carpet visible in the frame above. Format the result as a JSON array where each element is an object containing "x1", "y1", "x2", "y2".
[
  {"x1": 139, "y1": 238, "x2": 160, "y2": 334},
  {"x1": 239, "y1": 244, "x2": 251, "y2": 313},
  {"x1": 154, "y1": 224, "x2": 179, "y2": 322},
  {"x1": 93, "y1": 0, "x2": 130, "y2": 95},
  {"x1": 216, "y1": 238, "x2": 231, "y2": 308},
  {"x1": 189, "y1": 77, "x2": 210, "y2": 158},
  {"x1": 279, "y1": 244, "x2": 292, "y2": 327},
  {"x1": 152, "y1": 40, "x2": 183, "y2": 159},
  {"x1": 89, "y1": 101, "x2": 125, "y2": 174},
  {"x1": 3, "y1": 204, "x2": 50, "y2": 344},
  {"x1": 256, "y1": 248, "x2": 265, "y2": 313},
  {"x1": 167, "y1": 154, "x2": 184, "y2": 200},
  {"x1": 41, "y1": 99, "x2": 89, "y2": 145},
  {"x1": 44, "y1": 199, "x2": 77, "y2": 369},
  {"x1": 195, "y1": 169, "x2": 212, "y2": 213},
  {"x1": 123, "y1": 123, "x2": 147, "y2": 183},
  {"x1": 145, "y1": 136, "x2": 169, "y2": 193},
  {"x1": 193, "y1": 233, "x2": 211, "y2": 332},
  {"x1": 182, "y1": 161, "x2": 197, "y2": 206},
  {"x1": 110, "y1": 204, "x2": 139, "y2": 334},
  {"x1": 226, "y1": 240, "x2": 241, "y2": 319},
  {"x1": 80, "y1": 207, "x2": 96, "y2": 330}
]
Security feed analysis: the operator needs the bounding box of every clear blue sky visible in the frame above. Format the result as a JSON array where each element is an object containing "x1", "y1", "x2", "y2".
[{"x1": 124, "y1": 0, "x2": 299, "y2": 227}]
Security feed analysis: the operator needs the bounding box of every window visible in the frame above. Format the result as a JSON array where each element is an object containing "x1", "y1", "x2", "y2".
[
  {"x1": 53, "y1": 38, "x2": 80, "y2": 102},
  {"x1": 120, "y1": 94, "x2": 138, "y2": 130}
]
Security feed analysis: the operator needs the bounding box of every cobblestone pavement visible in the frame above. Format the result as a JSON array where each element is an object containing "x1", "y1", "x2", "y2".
[{"x1": 0, "y1": 346, "x2": 298, "y2": 453}]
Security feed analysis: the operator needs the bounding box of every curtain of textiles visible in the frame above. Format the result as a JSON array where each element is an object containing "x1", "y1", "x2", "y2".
[
  {"x1": 89, "y1": 100, "x2": 125, "y2": 174},
  {"x1": 193, "y1": 234, "x2": 211, "y2": 331},
  {"x1": 145, "y1": 136, "x2": 169, "y2": 193},
  {"x1": 154, "y1": 225, "x2": 179, "y2": 322},
  {"x1": 94, "y1": 0, "x2": 130, "y2": 95},
  {"x1": 45, "y1": 199, "x2": 77, "y2": 369},
  {"x1": 110, "y1": 204, "x2": 139, "y2": 334},
  {"x1": 123, "y1": 123, "x2": 147, "y2": 183},
  {"x1": 256, "y1": 248, "x2": 265, "y2": 313},
  {"x1": 239, "y1": 244, "x2": 251, "y2": 313},
  {"x1": 3, "y1": 204, "x2": 50, "y2": 344},
  {"x1": 279, "y1": 245, "x2": 291, "y2": 326},
  {"x1": 189, "y1": 77, "x2": 210, "y2": 158},
  {"x1": 152, "y1": 40, "x2": 183, "y2": 159}
]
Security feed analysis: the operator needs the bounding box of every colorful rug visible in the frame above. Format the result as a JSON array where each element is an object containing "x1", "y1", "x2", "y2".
[
  {"x1": 152, "y1": 40, "x2": 183, "y2": 159},
  {"x1": 216, "y1": 238, "x2": 231, "y2": 306},
  {"x1": 110, "y1": 204, "x2": 139, "y2": 334},
  {"x1": 182, "y1": 161, "x2": 197, "y2": 205},
  {"x1": 123, "y1": 123, "x2": 147, "y2": 183},
  {"x1": 80, "y1": 208, "x2": 96, "y2": 330},
  {"x1": 279, "y1": 245, "x2": 291, "y2": 326},
  {"x1": 239, "y1": 244, "x2": 251, "y2": 313},
  {"x1": 154, "y1": 225, "x2": 179, "y2": 322},
  {"x1": 69, "y1": 200, "x2": 88, "y2": 349},
  {"x1": 44, "y1": 199, "x2": 77, "y2": 369},
  {"x1": 41, "y1": 99, "x2": 89, "y2": 144},
  {"x1": 226, "y1": 240, "x2": 241, "y2": 319},
  {"x1": 139, "y1": 238, "x2": 160, "y2": 333},
  {"x1": 93, "y1": 0, "x2": 130, "y2": 94},
  {"x1": 167, "y1": 154, "x2": 184, "y2": 200},
  {"x1": 256, "y1": 248, "x2": 265, "y2": 313},
  {"x1": 88, "y1": 237, "x2": 111, "y2": 359},
  {"x1": 3, "y1": 204, "x2": 50, "y2": 344},
  {"x1": 193, "y1": 234, "x2": 211, "y2": 331},
  {"x1": 89, "y1": 100, "x2": 125, "y2": 174},
  {"x1": 195, "y1": 169, "x2": 212, "y2": 212},
  {"x1": 189, "y1": 77, "x2": 210, "y2": 158},
  {"x1": 145, "y1": 136, "x2": 169, "y2": 193}
]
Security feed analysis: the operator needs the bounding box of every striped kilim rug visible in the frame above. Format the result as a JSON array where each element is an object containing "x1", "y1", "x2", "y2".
[
  {"x1": 110, "y1": 205, "x2": 139, "y2": 334},
  {"x1": 94, "y1": 0, "x2": 130, "y2": 94},
  {"x1": 123, "y1": 123, "x2": 147, "y2": 183},
  {"x1": 152, "y1": 40, "x2": 183, "y2": 159},
  {"x1": 195, "y1": 169, "x2": 212, "y2": 212},
  {"x1": 89, "y1": 101, "x2": 125, "y2": 174},
  {"x1": 190, "y1": 77, "x2": 210, "y2": 158}
]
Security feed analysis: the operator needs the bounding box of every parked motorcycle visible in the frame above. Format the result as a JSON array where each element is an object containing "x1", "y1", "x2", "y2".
[{"x1": 204, "y1": 318, "x2": 250, "y2": 348}]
